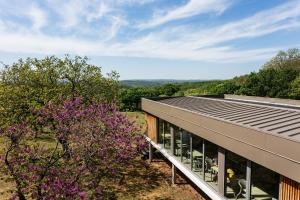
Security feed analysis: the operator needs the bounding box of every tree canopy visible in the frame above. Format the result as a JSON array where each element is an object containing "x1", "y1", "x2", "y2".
[
  {"x1": 0, "y1": 56, "x2": 119, "y2": 129},
  {"x1": 262, "y1": 48, "x2": 300, "y2": 70}
]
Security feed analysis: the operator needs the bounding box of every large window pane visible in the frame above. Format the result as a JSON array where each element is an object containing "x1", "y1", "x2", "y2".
[
  {"x1": 251, "y1": 162, "x2": 279, "y2": 200},
  {"x1": 225, "y1": 151, "x2": 247, "y2": 200},
  {"x1": 174, "y1": 126, "x2": 181, "y2": 159},
  {"x1": 163, "y1": 122, "x2": 171, "y2": 151},
  {"x1": 191, "y1": 135, "x2": 203, "y2": 178},
  {"x1": 181, "y1": 130, "x2": 191, "y2": 167},
  {"x1": 158, "y1": 119, "x2": 164, "y2": 144},
  {"x1": 204, "y1": 141, "x2": 218, "y2": 190}
]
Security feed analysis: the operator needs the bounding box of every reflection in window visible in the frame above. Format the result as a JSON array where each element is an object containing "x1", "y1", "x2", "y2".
[
  {"x1": 163, "y1": 122, "x2": 171, "y2": 151},
  {"x1": 251, "y1": 162, "x2": 279, "y2": 200},
  {"x1": 181, "y1": 130, "x2": 191, "y2": 167},
  {"x1": 158, "y1": 119, "x2": 164, "y2": 144},
  {"x1": 191, "y1": 135, "x2": 203, "y2": 178},
  {"x1": 174, "y1": 126, "x2": 181, "y2": 158},
  {"x1": 204, "y1": 141, "x2": 218, "y2": 190},
  {"x1": 225, "y1": 151, "x2": 247, "y2": 200}
]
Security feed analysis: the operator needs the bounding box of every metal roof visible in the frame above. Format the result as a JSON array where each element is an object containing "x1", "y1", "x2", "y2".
[{"x1": 156, "y1": 96, "x2": 300, "y2": 142}]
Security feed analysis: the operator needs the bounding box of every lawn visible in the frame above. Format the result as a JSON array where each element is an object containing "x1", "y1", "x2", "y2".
[{"x1": 124, "y1": 111, "x2": 146, "y2": 126}]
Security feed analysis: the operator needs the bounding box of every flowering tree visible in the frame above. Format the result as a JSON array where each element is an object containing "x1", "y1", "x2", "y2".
[{"x1": 0, "y1": 97, "x2": 146, "y2": 199}]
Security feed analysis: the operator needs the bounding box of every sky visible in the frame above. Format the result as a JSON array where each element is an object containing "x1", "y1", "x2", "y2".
[{"x1": 0, "y1": 0, "x2": 300, "y2": 80}]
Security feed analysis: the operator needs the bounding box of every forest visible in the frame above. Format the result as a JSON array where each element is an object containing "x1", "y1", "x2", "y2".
[{"x1": 120, "y1": 48, "x2": 300, "y2": 111}]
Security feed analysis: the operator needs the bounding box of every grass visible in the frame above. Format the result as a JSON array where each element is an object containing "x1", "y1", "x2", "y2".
[{"x1": 124, "y1": 111, "x2": 146, "y2": 126}]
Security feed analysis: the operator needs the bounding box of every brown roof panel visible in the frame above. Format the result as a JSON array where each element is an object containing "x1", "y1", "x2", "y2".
[{"x1": 157, "y1": 96, "x2": 300, "y2": 142}]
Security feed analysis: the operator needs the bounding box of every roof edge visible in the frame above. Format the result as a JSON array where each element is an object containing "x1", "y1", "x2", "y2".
[{"x1": 225, "y1": 94, "x2": 300, "y2": 108}]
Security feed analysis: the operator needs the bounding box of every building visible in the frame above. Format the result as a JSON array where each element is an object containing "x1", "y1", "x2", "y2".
[{"x1": 142, "y1": 95, "x2": 300, "y2": 200}]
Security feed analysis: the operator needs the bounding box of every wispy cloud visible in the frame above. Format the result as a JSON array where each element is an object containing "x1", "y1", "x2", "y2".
[
  {"x1": 106, "y1": 16, "x2": 128, "y2": 40},
  {"x1": 86, "y1": 2, "x2": 112, "y2": 22},
  {"x1": 137, "y1": 0, "x2": 231, "y2": 29},
  {"x1": 116, "y1": 0, "x2": 157, "y2": 5},
  {"x1": 0, "y1": 0, "x2": 300, "y2": 63},
  {"x1": 28, "y1": 5, "x2": 47, "y2": 31}
]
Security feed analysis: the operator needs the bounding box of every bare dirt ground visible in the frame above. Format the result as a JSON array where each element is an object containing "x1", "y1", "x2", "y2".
[{"x1": 115, "y1": 153, "x2": 209, "y2": 200}]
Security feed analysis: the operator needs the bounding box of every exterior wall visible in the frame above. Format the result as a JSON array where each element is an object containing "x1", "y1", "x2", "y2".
[
  {"x1": 280, "y1": 176, "x2": 300, "y2": 200},
  {"x1": 141, "y1": 98, "x2": 300, "y2": 183},
  {"x1": 144, "y1": 113, "x2": 158, "y2": 143}
]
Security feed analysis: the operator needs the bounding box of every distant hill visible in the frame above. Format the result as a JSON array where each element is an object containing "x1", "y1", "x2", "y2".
[{"x1": 120, "y1": 79, "x2": 206, "y2": 87}]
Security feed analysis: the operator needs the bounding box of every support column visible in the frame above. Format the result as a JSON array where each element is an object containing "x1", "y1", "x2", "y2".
[
  {"x1": 180, "y1": 130, "x2": 183, "y2": 162},
  {"x1": 246, "y1": 160, "x2": 252, "y2": 200},
  {"x1": 190, "y1": 134, "x2": 193, "y2": 170},
  {"x1": 172, "y1": 164, "x2": 177, "y2": 185},
  {"x1": 202, "y1": 140, "x2": 205, "y2": 180},
  {"x1": 156, "y1": 118, "x2": 160, "y2": 143},
  {"x1": 149, "y1": 142, "x2": 153, "y2": 162},
  {"x1": 218, "y1": 147, "x2": 225, "y2": 196},
  {"x1": 163, "y1": 121, "x2": 165, "y2": 147}
]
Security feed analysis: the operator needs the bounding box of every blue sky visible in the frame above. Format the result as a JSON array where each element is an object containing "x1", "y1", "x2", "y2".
[{"x1": 0, "y1": 0, "x2": 300, "y2": 80}]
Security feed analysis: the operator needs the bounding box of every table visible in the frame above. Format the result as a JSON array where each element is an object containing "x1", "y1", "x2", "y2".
[
  {"x1": 251, "y1": 186, "x2": 273, "y2": 200},
  {"x1": 192, "y1": 150, "x2": 203, "y2": 157}
]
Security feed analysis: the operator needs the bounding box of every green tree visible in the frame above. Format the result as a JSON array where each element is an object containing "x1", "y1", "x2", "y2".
[
  {"x1": 236, "y1": 69, "x2": 299, "y2": 98},
  {"x1": 212, "y1": 80, "x2": 240, "y2": 95},
  {"x1": 159, "y1": 84, "x2": 180, "y2": 96},
  {"x1": 0, "y1": 55, "x2": 119, "y2": 129},
  {"x1": 262, "y1": 48, "x2": 300, "y2": 70},
  {"x1": 288, "y1": 74, "x2": 300, "y2": 99},
  {"x1": 120, "y1": 87, "x2": 160, "y2": 111}
]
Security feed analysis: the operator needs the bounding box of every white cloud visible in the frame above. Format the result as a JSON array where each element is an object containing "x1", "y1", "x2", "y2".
[
  {"x1": 0, "y1": 0, "x2": 300, "y2": 64},
  {"x1": 137, "y1": 0, "x2": 230, "y2": 29},
  {"x1": 86, "y1": 2, "x2": 112, "y2": 22},
  {"x1": 28, "y1": 5, "x2": 47, "y2": 31},
  {"x1": 187, "y1": 0, "x2": 300, "y2": 49},
  {"x1": 0, "y1": 1, "x2": 47, "y2": 31},
  {"x1": 106, "y1": 16, "x2": 128, "y2": 40},
  {"x1": 116, "y1": 0, "x2": 156, "y2": 5},
  {"x1": 47, "y1": 0, "x2": 86, "y2": 28}
]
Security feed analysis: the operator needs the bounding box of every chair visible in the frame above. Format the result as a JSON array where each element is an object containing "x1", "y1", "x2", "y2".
[
  {"x1": 227, "y1": 177, "x2": 240, "y2": 199},
  {"x1": 236, "y1": 179, "x2": 246, "y2": 199},
  {"x1": 193, "y1": 156, "x2": 202, "y2": 171},
  {"x1": 174, "y1": 142, "x2": 181, "y2": 155},
  {"x1": 205, "y1": 158, "x2": 214, "y2": 181}
]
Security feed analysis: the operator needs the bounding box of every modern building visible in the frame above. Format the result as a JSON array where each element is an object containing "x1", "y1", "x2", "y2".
[{"x1": 142, "y1": 95, "x2": 300, "y2": 200}]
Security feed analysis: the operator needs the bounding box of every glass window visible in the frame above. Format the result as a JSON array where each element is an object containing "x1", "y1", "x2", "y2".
[
  {"x1": 225, "y1": 151, "x2": 247, "y2": 200},
  {"x1": 158, "y1": 119, "x2": 164, "y2": 144},
  {"x1": 191, "y1": 135, "x2": 203, "y2": 178},
  {"x1": 163, "y1": 122, "x2": 171, "y2": 151},
  {"x1": 251, "y1": 162, "x2": 279, "y2": 200},
  {"x1": 181, "y1": 130, "x2": 191, "y2": 167},
  {"x1": 174, "y1": 126, "x2": 181, "y2": 159},
  {"x1": 204, "y1": 141, "x2": 218, "y2": 190}
]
